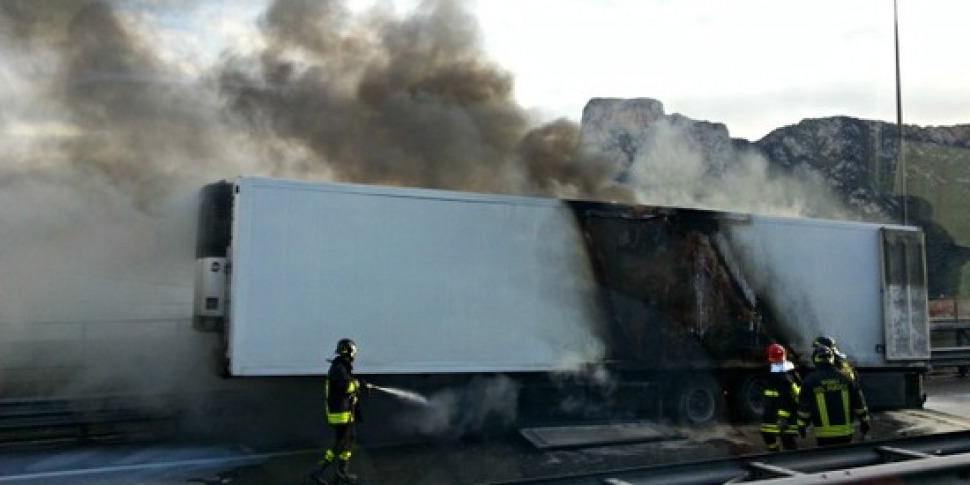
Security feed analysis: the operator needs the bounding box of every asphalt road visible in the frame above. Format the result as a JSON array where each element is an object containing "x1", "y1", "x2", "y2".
[{"x1": 3, "y1": 373, "x2": 970, "y2": 485}]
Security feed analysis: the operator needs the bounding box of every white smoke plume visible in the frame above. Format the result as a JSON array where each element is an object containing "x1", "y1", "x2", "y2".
[
  {"x1": 0, "y1": 1, "x2": 853, "y2": 428},
  {"x1": 578, "y1": 99, "x2": 852, "y2": 218},
  {"x1": 390, "y1": 375, "x2": 520, "y2": 439},
  {"x1": 627, "y1": 119, "x2": 850, "y2": 218},
  {"x1": 0, "y1": 1, "x2": 626, "y2": 399}
]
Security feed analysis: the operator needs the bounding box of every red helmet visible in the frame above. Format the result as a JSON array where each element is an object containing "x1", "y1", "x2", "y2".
[{"x1": 766, "y1": 343, "x2": 786, "y2": 364}]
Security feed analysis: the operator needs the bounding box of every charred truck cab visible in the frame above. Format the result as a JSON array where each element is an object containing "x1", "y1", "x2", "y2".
[{"x1": 194, "y1": 176, "x2": 930, "y2": 425}]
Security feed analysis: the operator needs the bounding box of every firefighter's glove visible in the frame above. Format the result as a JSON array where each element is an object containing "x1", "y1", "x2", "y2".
[
  {"x1": 860, "y1": 419, "x2": 871, "y2": 436},
  {"x1": 354, "y1": 405, "x2": 364, "y2": 424},
  {"x1": 356, "y1": 378, "x2": 370, "y2": 396}
]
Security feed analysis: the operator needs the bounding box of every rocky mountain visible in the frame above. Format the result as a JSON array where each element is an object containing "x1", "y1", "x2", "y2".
[
  {"x1": 757, "y1": 116, "x2": 970, "y2": 298},
  {"x1": 757, "y1": 117, "x2": 970, "y2": 214},
  {"x1": 578, "y1": 97, "x2": 970, "y2": 297},
  {"x1": 579, "y1": 98, "x2": 736, "y2": 183}
]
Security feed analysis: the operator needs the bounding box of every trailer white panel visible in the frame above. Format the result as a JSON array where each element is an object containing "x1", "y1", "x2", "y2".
[
  {"x1": 723, "y1": 215, "x2": 930, "y2": 367},
  {"x1": 228, "y1": 177, "x2": 606, "y2": 376}
]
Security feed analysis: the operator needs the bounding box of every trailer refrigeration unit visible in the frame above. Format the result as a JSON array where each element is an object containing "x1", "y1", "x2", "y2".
[{"x1": 194, "y1": 176, "x2": 931, "y2": 424}]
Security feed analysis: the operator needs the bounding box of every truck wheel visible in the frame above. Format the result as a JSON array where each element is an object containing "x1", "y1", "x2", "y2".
[
  {"x1": 672, "y1": 376, "x2": 724, "y2": 426},
  {"x1": 734, "y1": 374, "x2": 766, "y2": 422},
  {"x1": 212, "y1": 350, "x2": 231, "y2": 379}
]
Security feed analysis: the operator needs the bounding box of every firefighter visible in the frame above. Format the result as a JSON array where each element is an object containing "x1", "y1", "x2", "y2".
[
  {"x1": 311, "y1": 338, "x2": 368, "y2": 485},
  {"x1": 812, "y1": 335, "x2": 857, "y2": 381},
  {"x1": 760, "y1": 343, "x2": 802, "y2": 452},
  {"x1": 797, "y1": 345, "x2": 871, "y2": 447}
]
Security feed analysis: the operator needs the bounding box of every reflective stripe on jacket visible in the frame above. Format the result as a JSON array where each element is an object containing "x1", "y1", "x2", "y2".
[
  {"x1": 325, "y1": 356, "x2": 359, "y2": 425},
  {"x1": 761, "y1": 367, "x2": 801, "y2": 435},
  {"x1": 797, "y1": 366, "x2": 869, "y2": 438},
  {"x1": 836, "y1": 355, "x2": 858, "y2": 382}
]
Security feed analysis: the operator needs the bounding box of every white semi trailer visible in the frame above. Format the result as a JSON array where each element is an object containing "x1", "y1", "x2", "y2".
[{"x1": 194, "y1": 176, "x2": 931, "y2": 424}]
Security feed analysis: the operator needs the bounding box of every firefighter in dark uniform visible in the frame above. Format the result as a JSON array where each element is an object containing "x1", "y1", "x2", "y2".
[
  {"x1": 311, "y1": 338, "x2": 367, "y2": 484},
  {"x1": 760, "y1": 343, "x2": 802, "y2": 452},
  {"x1": 797, "y1": 345, "x2": 871, "y2": 447},
  {"x1": 813, "y1": 335, "x2": 857, "y2": 382}
]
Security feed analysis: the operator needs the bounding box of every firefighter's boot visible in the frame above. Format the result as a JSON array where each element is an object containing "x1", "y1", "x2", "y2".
[
  {"x1": 335, "y1": 459, "x2": 358, "y2": 484},
  {"x1": 309, "y1": 458, "x2": 333, "y2": 484},
  {"x1": 308, "y1": 470, "x2": 328, "y2": 485},
  {"x1": 309, "y1": 468, "x2": 330, "y2": 485}
]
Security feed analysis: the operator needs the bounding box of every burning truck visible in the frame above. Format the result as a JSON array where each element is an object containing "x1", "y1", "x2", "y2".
[{"x1": 194, "y1": 176, "x2": 930, "y2": 425}]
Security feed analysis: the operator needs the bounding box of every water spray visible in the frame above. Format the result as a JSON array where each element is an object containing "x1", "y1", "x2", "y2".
[{"x1": 368, "y1": 384, "x2": 431, "y2": 406}]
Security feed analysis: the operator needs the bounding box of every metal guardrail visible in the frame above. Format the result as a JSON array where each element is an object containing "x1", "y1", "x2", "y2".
[
  {"x1": 929, "y1": 299, "x2": 970, "y2": 371},
  {"x1": 484, "y1": 429, "x2": 970, "y2": 484},
  {"x1": 0, "y1": 396, "x2": 175, "y2": 447},
  {"x1": 931, "y1": 347, "x2": 970, "y2": 365},
  {"x1": 929, "y1": 299, "x2": 970, "y2": 322}
]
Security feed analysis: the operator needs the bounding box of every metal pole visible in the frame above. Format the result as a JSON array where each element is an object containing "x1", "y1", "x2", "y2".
[{"x1": 895, "y1": 0, "x2": 908, "y2": 225}]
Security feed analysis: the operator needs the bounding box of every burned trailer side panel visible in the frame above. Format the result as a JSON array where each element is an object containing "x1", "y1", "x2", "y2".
[
  {"x1": 566, "y1": 203, "x2": 931, "y2": 417},
  {"x1": 564, "y1": 203, "x2": 783, "y2": 423},
  {"x1": 567, "y1": 203, "x2": 773, "y2": 371}
]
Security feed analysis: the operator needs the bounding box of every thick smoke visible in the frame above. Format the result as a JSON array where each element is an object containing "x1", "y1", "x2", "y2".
[
  {"x1": 0, "y1": 1, "x2": 639, "y2": 445},
  {"x1": 3, "y1": 2, "x2": 232, "y2": 206},
  {"x1": 0, "y1": 1, "x2": 623, "y2": 392},
  {"x1": 1, "y1": 1, "x2": 236, "y2": 401},
  {"x1": 579, "y1": 99, "x2": 851, "y2": 218},
  {"x1": 217, "y1": 0, "x2": 629, "y2": 199},
  {"x1": 0, "y1": 0, "x2": 854, "y2": 438},
  {"x1": 626, "y1": 121, "x2": 848, "y2": 218}
]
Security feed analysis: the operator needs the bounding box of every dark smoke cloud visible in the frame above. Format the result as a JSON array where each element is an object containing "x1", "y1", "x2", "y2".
[
  {"x1": 0, "y1": 0, "x2": 81, "y2": 46},
  {"x1": 519, "y1": 119, "x2": 634, "y2": 201},
  {"x1": 1, "y1": 1, "x2": 234, "y2": 212},
  {"x1": 3, "y1": 0, "x2": 629, "y2": 213},
  {"x1": 0, "y1": 1, "x2": 231, "y2": 404},
  {"x1": 0, "y1": 0, "x2": 629, "y2": 409},
  {"x1": 0, "y1": 0, "x2": 858, "y2": 447},
  {"x1": 219, "y1": 0, "x2": 629, "y2": 199},
  {"x1": 60, "y1": 3, "x2": 186, "y2": 206}
]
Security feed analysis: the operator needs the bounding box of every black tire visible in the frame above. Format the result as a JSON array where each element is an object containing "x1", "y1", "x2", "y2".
[
  {"x1": 213, "y1": 337, "x2": 231, "y2": 379},
  {"x1": 672, "y1": 376, "x2": 724, "y2": 426},
  {"x1": 733, "y1": 373, "x2": 767, "y2": 422}
]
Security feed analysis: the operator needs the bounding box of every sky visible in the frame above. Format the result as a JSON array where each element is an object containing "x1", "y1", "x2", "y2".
[
  {"x1": 474, "y1": 0, "x2": 969, "y2": 140},
  {"x1": 165, "y1": 0, "x2": 970, "y2": 141},
  {"x1": 4, "y1": 0, "x2": 966, "y2": 141},
  {"x1": 0, "y1": 0, "x2": 965, "y2": 402},
  {"x1": 0, "y1": 0, "x2": 962, "y2": 224},
  {"x1": 0, "y1": 0, "x2": 965, "y2": 209}
]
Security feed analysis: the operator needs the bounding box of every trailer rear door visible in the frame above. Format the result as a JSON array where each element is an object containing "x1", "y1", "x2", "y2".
[{"x1": 881, "y1": 228, "x2": 931, "y2": 361}]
